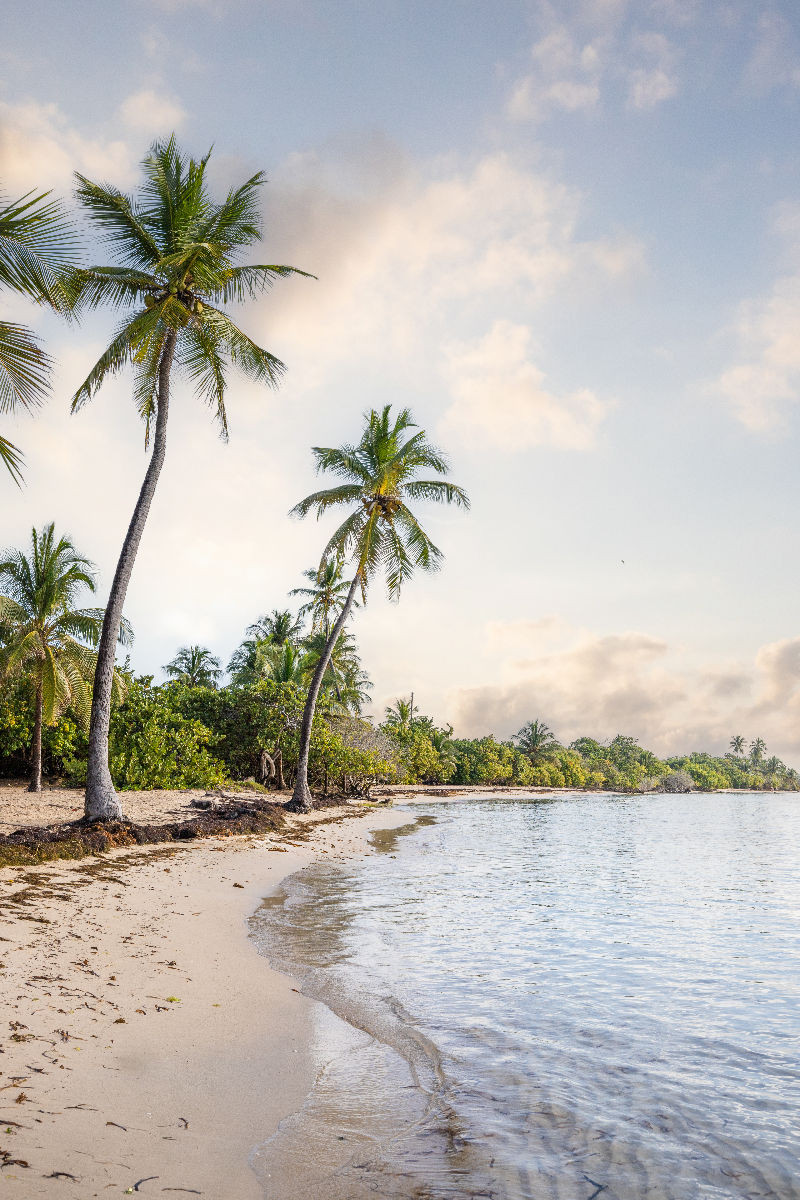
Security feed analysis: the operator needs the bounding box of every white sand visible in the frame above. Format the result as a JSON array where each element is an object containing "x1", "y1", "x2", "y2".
[{"x1": 0, "y1": 792, "x2": 407, "y2": 1198}]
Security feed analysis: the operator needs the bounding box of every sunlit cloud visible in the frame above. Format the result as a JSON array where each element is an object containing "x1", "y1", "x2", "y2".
[
  {"x1": 119, "y1": 88, "x2": 187, "y2": 134},
  {"x1": 441, "y1": 321, "x2": 610, "y2": 452},
  {"x1": 0, "y1": 100, "x2": 135, "y2": 193},
  {"x1": 451, "y1": 619, "x2": 800, "y2": 762}
]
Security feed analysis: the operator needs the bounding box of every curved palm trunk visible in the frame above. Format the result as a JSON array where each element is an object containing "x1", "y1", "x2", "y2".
[
  {"x1": 84, "y1": 331, "x2": 177, "y2": 822},
  {"x1": 287, "y1": 575, "x2": 360, "y2": 813},
  {"x1": 28, "y1": 681, "x2": 43, "y2": 793}
]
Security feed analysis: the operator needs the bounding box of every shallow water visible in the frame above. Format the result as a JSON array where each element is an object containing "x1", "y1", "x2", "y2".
[{"x1": 249, "y1": 793, "x2": 800, "y2": 1199}]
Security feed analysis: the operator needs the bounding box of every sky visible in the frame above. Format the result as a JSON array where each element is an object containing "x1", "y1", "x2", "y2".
[{"x1": 3, "y1": 0, "x2": 800, "y2": 760}]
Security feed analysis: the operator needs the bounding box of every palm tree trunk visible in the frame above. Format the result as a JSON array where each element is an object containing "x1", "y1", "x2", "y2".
[
  {"x1": 28, "y1": 681, "x2": 43, "y2": 793},
  {"x1": 83, "y1": 331, "x2": 177, "y2": 822},
  {"x1": 287, "y1": 574, "x2": 360, "y2": 813}
]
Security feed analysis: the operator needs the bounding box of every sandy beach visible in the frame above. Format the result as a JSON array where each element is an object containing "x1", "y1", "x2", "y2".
[{"x1": 0, "y1": 787, "x2": 407, "y2": 1198}]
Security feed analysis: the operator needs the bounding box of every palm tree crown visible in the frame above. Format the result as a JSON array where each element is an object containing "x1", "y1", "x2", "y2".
[
  {"x1": 0, "y1": 523, "x2": 131, "y2": 790},
  {"x1": 291, "y1": 405, "x2": 470, "y2": 600},
  {"x1": 0, "y1": 188, "x2": 77, "y2": 481},
  {"x1": 513, "y1": 719, "x2": 558, "y2": 763},
  {"x1": 290, "y1": 556, "x2": 354, "y2": 637},
  {"x1": 163, "y1": 644, "x2": 222, "y2": 688},
  {"x1": 71, "y1": 136, "x2": 310, "y2": 440}
]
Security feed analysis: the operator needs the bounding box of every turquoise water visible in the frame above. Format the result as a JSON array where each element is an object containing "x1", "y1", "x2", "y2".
[{"x1": 250, "y1": 794, "x2": 800, "y2": 1199}]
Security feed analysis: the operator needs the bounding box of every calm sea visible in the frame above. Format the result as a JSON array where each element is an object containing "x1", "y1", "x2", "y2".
[{"x1": 248, "y1": 794, "x2": 800, "y2": 1199}]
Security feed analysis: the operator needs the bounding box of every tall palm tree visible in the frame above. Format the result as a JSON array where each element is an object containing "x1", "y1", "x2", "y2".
[
  {"x1": 257, "y1": 640, "x2": 309, "y2": 685},
  {"x1": 71, "y1": 137, "x2": 310, "y2": 821},
  {"x1": 750, "y1": 737, "x2": 767, "y2": 766},
  {"x1": 513, "y1": 719, "x2": 558, "y2": 764},
  {"x1": 163, "y1": 644, "x2": 221, "y2": 688},
  {"x1": 384, "y1": 697, "x2": 414, "y2": 736},
  {"x1": 1, "y1": 188, "x2": 77, "y2": 481},
  {"x1": 0, "y1": 524, "x2": 131, "y2": 791},
  {"x1": 729, "y1": 734, "x2": 746, "y2": 756},
  {"x1": 286, "y1": 405, "x2": 469, "y2": 812},
  {"x1": 290, "y1": 556, "x2": 354, "y2": 638}
]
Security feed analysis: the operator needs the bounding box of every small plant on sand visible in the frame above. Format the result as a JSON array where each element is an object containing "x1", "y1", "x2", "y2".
[{"x1": 286, "y1": 405, "x2": 469, "y2": 812}]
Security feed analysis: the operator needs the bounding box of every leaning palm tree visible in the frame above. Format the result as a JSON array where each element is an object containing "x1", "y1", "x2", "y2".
[
  {"x1": 1, "y1": 188, "x2": 77, "y2": 481},
  {"x1": 71, "y1": 137, "x2": 310, "y2": 821},
  {"x1": 163, "y1": 644, "x2": 221, "y2": 688},
  {"x1": 286, "y1": 405, "x2": 469, "y2": 812},
  {"x1": 0, "y1": 524, "x2": 131, "y2": 791},
  {"x1": 513, "y1": 719, "x2": 558, "y2": 764},
  {"x1": 290, "y1": 556, "x2": 354, "y2": 638}
]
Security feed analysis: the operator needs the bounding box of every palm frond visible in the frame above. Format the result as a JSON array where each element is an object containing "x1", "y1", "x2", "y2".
[
  {"x1": 208, "y1": 263, "x2": 316, "y2": 304},
  {"x1": 401, "y1": 479, "x2": 471, "y2": 508},
  {"x1": 201, "y1": 307, "x2": 285, "y2": 389},
  {"x1": 289, "y1": 483, "x2": 364, "y2": 519},
  {"x1": 0, "y1": 321, "x2": 52, "y2": 413},
  {"x1": 74, "y1": 174, "x2": 162, "y2": 268},
  {"x1": 0, "y1": 434, "x2": 24, "y2": 484}
]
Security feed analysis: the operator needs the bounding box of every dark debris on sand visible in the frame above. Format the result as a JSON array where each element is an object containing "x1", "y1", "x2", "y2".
[{"x1": 0, "y1": 796, "x2": 288, "y2": 867}]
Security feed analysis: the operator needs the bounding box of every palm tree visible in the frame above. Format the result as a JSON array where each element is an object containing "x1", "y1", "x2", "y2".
[
  {"x1": 750, "y1": 737, "x2": 767, "y2": 766},
  {"x1": 1, "y1": 188, "x2": 77, "y2": 481},
  {"x1": 303, "y1": 628, "x2": 372, "y2": 713},
  {"x1": 286, "y1": 405, "x2": 469, "y2": 812},
  {"x1": 257, "y1": 640, "x2": 309, "y2": 685},
  {"x1": 163, "y1": 644, "x2": 221, "y2": 688},
  {"x1": 0, "y1": 524, "x2": 131, "y2": 791},
  {"x1": 384, "y1": 697, "x2": 414, "y2": 736},
  {"x1": 513, "y1": 719, "x2": 558, "y2": 764},
  {"x1": 247, "y1": 609, "x2": 303, "y2": 646},
  {"x1": 729, "y1": 734, "x2": 746, "y2": 756},
  {"x1": 290, "y1": 556, "x2": 354, "y2": 638},
  {"x1": 70, "y1": 137, "x2": 310, "y2": 821}
]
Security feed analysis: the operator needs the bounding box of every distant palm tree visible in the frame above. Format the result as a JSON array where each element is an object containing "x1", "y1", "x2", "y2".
[
  {"x1": 247, "y1": 609, "x2": 303, "y2": 646},
  {"x1": 750, "y1": 737, "x2": 767, "y2": 765},
  {"x1": 384, "y1": 697, "x2": 414, "y2": 736},
  {"x1": 162, "y1": 644, "x2": 222, "y2": 688},
  {"x1": 287, "y1": 405, "x2": 469, "y2": 811},
  {"x1": 70, "y1": 137, "x2": 310, "y2": 821},
  {"x1": 291, "y1": 556, "x2": 354, "y2": 638},
  {"x1": 729, "y1": 734, "x2": 746, "y2": 756},
  {"x1": 257, "y1": 640, "x2": 308, "y2": 685},
  {"x1": 303, "y1": 628, "x2": 371, "y2": 713},
  {"x1": 1, "y1": 188, "x2": 77, "y2": 481},
  {"x1": 513, "y1": 719, "x2": 558, "y2": 764},
  {"x1": 0, "y1": 524, "x2": 131, "y2": 791}
]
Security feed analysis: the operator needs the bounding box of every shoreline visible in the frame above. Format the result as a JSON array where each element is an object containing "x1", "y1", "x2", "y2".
[{"x1": 0, "y1": 796, "x2": 409, "y2": 1198}]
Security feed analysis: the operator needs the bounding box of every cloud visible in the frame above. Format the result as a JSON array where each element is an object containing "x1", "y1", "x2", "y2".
[
  {"x1": 451, "y1": 619, "x2": 800, "y2": 762},
  {"x1": 258, "y1": 146, "x2": 643, "y2": 383},
  {"x1": 441, "y1": 321, "x2": 610, "y2": 451},
  {"x1": 507, "y1": 28, "x2": 604, "y2": 122},
  {"x1": 119, "y1": 89, "x2": 187, "y2": 134},
  {"x1": 745, "y1": 11, "x2": 800, "y2": 94},
  {"x1": 507, "y1": 19, "x2": 679, "y2": 123},
  {"x1": 0, "y1": 101, "x2": 135, "y2": 194},
  {"x1": 626, "y1": 33, "x2": 679, "y2": 108},
  {"x1": 714, "y1": 248, "x2": 800, "y2": 431}
]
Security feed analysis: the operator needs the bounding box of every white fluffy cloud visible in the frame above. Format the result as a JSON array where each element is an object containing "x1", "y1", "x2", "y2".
[
  {"x1": 507, "y1": 18, "x2": 679, "y2": 122},
  {"x1": 451, "y1": 618, "x2": 800, "y2": 761},
  {"x1": 441, "y1": 321, "x2": 610, "y2": 451},
  {"x1": 259, "y1": 148, "x2": 643, "y2": 382},
  {"x1": 119, "y1": 89, "x2": 186, "y2": 134},
  {"x1": 0, "y1": 101, "x2": 135, "y2": 193}
]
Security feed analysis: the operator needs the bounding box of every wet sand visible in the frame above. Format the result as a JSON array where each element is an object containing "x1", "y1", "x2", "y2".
[{"x1": 0, "y1": 788, "x2": 406, "y2": 1198}]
